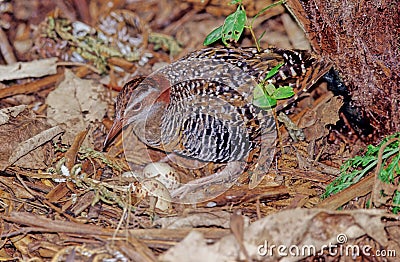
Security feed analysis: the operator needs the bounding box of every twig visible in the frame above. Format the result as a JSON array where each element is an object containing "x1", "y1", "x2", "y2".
[
  {"x1": 57, "y1": 62, "x2": 101, "y2": 75},
  {"x1": 1, "y1": 212, "x2": 230, "y2": 242},
  {"x1": 371, "y1": 137, "x2": 400, "y2": 207},
  {"x1": 316, "y1": 175, "x2": 374, "y2": 209},
  {"x1": 0, "y1": 72, "x2": 64, "y2": 99}
]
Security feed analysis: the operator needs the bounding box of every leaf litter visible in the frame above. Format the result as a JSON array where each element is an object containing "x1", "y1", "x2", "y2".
[{"x1": 0, "y1": 0, "x2": 398, "y2": 260}]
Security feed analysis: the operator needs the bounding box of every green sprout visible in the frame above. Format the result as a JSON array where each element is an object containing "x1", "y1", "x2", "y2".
[
  {"x1": 323, "y1": 132, "x2": 400, "y2": 213},
  {"x1": 203, "y1": 0, "x2": 293, "y2": 110},
  {"x1": 203, "y1": 0, "x2": 285, "y2": 51},
  {"x1": 252, "y1": 63, "x2": 294, "y2": 109}
]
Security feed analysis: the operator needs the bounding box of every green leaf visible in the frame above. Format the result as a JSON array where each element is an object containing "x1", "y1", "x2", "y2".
[
  {"x1": 265, "y1": 63, "x2": 284, "y2": 80},
  {"x1": 229, "y1": 0, "x2": 242, "y2": 4},
  {"x1": 264, "y1": 83, "x2": 276, "y2": 96},
  {"x1": 203, "y1": 25, "x2": 223, "y2": 46},
  {"x1": 272, "y1": 86, "x2": 295, "y2": 100},
  {"x1": 253, "y1": 84, "x2": 265, "y2": 99},
  {"x1": 253, "y1": 94, "x2": 276, "y2": 109},
  {"x1": 322, "y1": 132, "x2": 400, "y2": 200},
  {"x1": 393, "y1": 190, "x2": 400, "y2": 214},
  {"x1": 253, "y1": 83, "x2": 276, "y2": 109},
  {"x1": 221, "y1": 6, "x2": 246, "y2": 45}
]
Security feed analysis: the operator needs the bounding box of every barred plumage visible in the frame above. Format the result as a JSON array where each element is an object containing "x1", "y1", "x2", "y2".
[
  {"x1": 182, "y1": 47, "x2": 331, "y2": 110},
  {"x1": 104, "y1": 46, "x2": 331, "y2": 201},
  {"x1": 160, "y1": 79, "x2": 273, "y2": 162}
]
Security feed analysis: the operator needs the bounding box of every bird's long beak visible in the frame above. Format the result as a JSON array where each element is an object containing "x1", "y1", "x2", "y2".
[{"x1": 103, "y1": 117, "x2": 123, "y2": 150}]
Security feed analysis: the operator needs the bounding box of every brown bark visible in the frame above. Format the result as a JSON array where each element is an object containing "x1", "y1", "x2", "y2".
[{"x1": 285, "y1": 0, "x2": 399, "y2": 142}]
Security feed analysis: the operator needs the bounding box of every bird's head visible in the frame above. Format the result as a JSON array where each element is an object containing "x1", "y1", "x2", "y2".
[{"x1": 103, "y1": 74, "x2": 171, "y2": 149}]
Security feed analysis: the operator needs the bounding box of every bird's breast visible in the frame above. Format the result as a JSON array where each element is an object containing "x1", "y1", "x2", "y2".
[{"x1": 156, "y1": 80, "x2": 268, "y2": 162}]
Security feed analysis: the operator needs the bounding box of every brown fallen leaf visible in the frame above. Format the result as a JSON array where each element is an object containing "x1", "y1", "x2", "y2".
[
  {"x1": 46, "y1": 70, "x2": 108, "y2": 146},
  {"x1": 300, "y1": 94, "x2": 343, "y2": 141},
  {"x1": 8, "y1": 126, "x2": 64, "y2": 168},
  {"x1": 0, "y1": 106, "x2": 57, "y2": 170}
]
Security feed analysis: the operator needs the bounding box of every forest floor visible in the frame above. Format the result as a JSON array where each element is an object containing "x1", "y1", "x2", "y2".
[{"x1": 0, "y1": 0, "x2": 398, "y2": 261}]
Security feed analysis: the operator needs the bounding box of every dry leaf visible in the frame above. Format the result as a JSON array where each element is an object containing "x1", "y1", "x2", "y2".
[
  {"x1": 8, "y1": 126, "x2": 63, "y2": 167},
  {"x1": 0, "y1": 105, "x2": 27, "y2": 125},
  {"x1": 160, "y1": 231, "x2": 226, "y2": 262},
  {"x1": 46, "y1": 70, "x2": 108, "y2": 145},
  {"x1": 300, "y1": 95, "x2": 343, "y2": 141},
  {"x1": 0, "y1": 57, "x2": 57, "y2": 81},
  {"x1": 0, "y1": 106, "x2": 55, "y2": 170},
  {"x1": 319, "y1": 96, "x2": 343, "y2": 125}
]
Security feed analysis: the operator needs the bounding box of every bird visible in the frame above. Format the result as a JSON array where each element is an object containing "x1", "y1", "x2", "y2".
[{"x1": 104, "y1": 46, "x2": 331, "y2": 202}]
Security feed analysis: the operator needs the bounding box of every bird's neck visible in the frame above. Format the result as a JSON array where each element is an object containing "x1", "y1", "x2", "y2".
[{"x1": 134, "y1": 102, "x2": 166, "y2": 147}]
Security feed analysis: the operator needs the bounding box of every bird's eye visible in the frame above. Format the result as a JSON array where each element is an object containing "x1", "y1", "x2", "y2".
[{"x1": 130, "y1": 102, "x2": 142, "y2": 111}]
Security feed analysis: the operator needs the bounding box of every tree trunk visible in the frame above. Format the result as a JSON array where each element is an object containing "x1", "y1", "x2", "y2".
[{"x1": 285, "y1": 0, "x2": 399, "y2": 142}]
